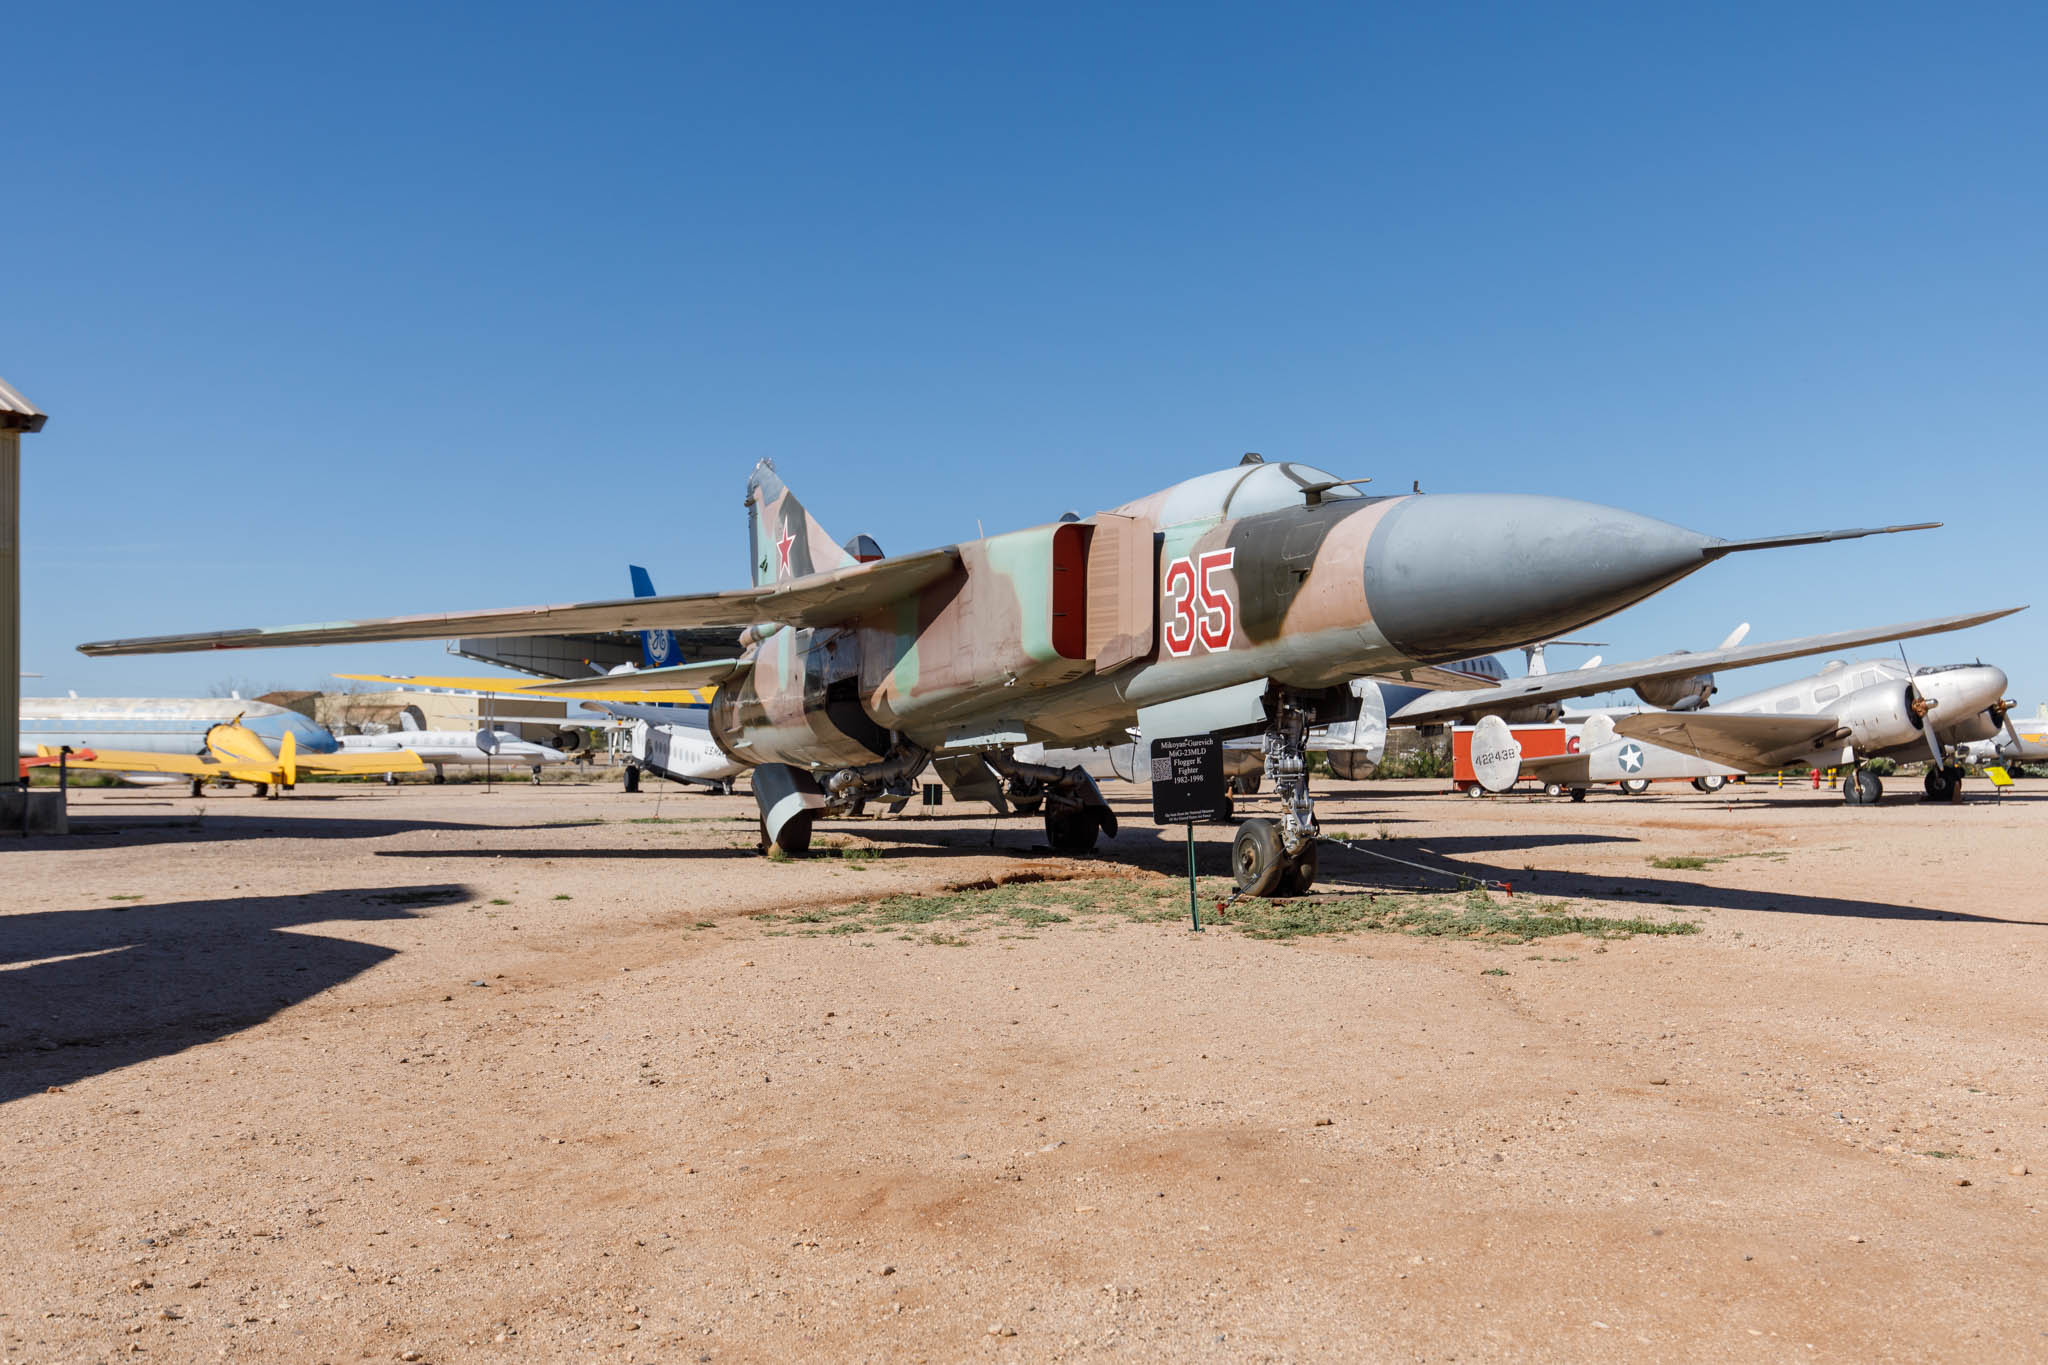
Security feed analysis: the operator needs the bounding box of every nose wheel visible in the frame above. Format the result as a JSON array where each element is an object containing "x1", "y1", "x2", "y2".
[{"x1": 1231, "y1": 818, "x2": 1318, "y2": 898}]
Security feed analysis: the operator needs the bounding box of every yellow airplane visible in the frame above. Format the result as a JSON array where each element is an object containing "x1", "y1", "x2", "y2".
[{"x1": 42, "y1": 717, "x2": 424, "y2": 798}]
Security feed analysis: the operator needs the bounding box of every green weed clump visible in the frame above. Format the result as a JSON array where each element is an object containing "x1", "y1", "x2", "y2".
[
  {"x1": 754, "y1": 876, "x2": 1698, "y2": 947},
  {"x1": 1207, "y1": 888, "x2": 1699, "y2": 943}
]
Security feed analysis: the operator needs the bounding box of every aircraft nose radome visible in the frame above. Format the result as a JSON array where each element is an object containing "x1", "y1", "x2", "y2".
[{"x1": 1361, "y1": 494, "x2": 1715, "y2": 659}]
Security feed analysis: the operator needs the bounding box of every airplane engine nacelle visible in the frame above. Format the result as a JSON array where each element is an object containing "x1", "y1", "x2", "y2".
[
  {"x1": 1941, "y1": 710, "x2": 2001, "y2": 746},
  {"x1": 1635, "y1": 670, "x2": 1715, "y2": 711},
  {"x1": 1835, "y1": 682, "x2": 1916, "y2": 751}
]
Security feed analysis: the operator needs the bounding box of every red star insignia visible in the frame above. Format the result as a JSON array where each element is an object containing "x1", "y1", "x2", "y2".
[{"x1": 775, "y1": 528, "x2": 796, "y2": 577}]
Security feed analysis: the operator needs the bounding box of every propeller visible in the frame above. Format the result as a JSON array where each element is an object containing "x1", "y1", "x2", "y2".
[
  {"x1": 1897, "y1": 644, "x2": 1944, "y2": 767},
  {"x1": 1989, "y1": 697, "x2": 2024, "y2": 758}
]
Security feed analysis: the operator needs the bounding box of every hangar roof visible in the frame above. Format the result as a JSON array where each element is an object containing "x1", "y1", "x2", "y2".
[{"x1": 0, "y1": 376, "x2": 46, "y2": 432}]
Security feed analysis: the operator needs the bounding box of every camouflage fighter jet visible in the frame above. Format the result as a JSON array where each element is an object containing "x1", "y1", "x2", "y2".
[{"x1": 79, "y1": 455, "x2": 1938, "y2": 894}]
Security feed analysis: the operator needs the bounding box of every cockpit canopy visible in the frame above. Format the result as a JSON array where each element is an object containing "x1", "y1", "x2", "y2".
[{"x1": 1112, "y1": 461, "x2": 1369, "y2": 528}]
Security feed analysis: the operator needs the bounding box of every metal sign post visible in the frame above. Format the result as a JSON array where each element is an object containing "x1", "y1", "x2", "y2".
[{"x1": 1150, "y1": 734, "x2": 1228, "y2": 932}]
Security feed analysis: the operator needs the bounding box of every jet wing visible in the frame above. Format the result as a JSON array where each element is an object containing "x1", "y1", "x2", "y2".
[
  {"x1": 1365, "y1": 664, "x2": 1497, "y2": 691},
  {"x1": 77, "y1": 549, "x2": 960, "y2": 657},
  {"x1": 38, "y1": 747, "x2": 219, "y2": 776},
  {"x1": 1388, "y1": 606, "x2": 2025, "y2": 727},
  {"x1": 1610, "y1": 711, "x2": 1839, "y2": 772}
]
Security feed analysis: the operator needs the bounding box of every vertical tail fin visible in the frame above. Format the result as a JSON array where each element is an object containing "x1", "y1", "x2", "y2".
[
  {"x1": 746, "y1": 460, "x2": 855, "y2": 588},
  {"x1": 628, "y1": 565, "x2": 680, "y2": 666}
]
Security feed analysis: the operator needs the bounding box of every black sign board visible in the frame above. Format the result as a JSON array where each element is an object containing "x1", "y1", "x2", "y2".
[{"x1": 1150, "y1": 733, "x2": 1228, "y2": 824}]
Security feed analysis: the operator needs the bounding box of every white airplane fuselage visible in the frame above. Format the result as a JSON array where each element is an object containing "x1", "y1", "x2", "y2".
[{"x1": 339, "y1": 730, "x2": 568, "y2": 768}]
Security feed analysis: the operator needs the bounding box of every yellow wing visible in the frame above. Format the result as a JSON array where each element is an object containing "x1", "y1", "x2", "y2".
[{"x1": 40, "y1": 746, "x2": 221, "y2": 776}]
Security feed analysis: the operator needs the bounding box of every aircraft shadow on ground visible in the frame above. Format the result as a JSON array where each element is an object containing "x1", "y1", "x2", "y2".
[
  {"x1": 46, "y1": 814, "x2": 602, "y2": 849},
  {"x1": 0, "y1": 883, "x2": 468, "y2": 1105},
  {"x1": 1315, "y1": 841, "x2": 2046, "y2": 927}
]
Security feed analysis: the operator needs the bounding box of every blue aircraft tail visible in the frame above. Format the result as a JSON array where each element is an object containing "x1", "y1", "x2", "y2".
[{"x1": 628, "y1": 565, "x2": 680, "y2": 667}]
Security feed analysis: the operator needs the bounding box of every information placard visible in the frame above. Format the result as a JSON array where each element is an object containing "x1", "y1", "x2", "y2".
[{"x1": 1150, "y1": 733, "x2": 1228, "y2": 824}]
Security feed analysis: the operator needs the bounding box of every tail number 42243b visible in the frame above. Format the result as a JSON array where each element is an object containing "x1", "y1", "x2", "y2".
[{"x1": 1162, "y1": 548, "x2": 1236, "y2": 657}]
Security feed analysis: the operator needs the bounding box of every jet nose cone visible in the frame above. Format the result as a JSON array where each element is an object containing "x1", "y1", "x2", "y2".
[{"x1": 1362, "y1": 494, "x2": 1715, "y2": 659}]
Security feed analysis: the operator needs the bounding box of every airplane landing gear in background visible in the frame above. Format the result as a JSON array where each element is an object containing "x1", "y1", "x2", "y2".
[
  {"x1": 432, "y1": 765, "x2": 446, "y2": 785},
  {"x1": 1569, "y1": 787, "x2": 1588, "y2": 802},
  {"x1": 1692, "y1": 775, "x2": 1727, "y2": 793},
  {"x1": 1620, "y1": 779, "x2": 1651, "y2": 796},
  {"x1": 622, "y1": 765, "x2": 641, "y2": 793},
  {"x1": 252, "y1": 782, "x2": 270, "y2": 799},
  {"x1": 1844, "y1": 767, "x2": 1883, "y2": 805},
  {"x1": 189, "y1": 778, "x2": 205, "y2": 798}
]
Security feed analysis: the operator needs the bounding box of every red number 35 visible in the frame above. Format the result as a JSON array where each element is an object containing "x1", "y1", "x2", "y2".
[{"x1": 1163, "y1": 548, "x2": 1236, "y2": 657}]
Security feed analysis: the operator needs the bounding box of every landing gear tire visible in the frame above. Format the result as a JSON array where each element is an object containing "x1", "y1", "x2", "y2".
[
  {"x1": 1464, "y1": 783, "x2": 1484, "y2": 799},
  {"x1": 383, "y1": 771, "x2": 398, "y2": 787},
  {"x1": 623, "y1": 765, "x2": 641, "y2": 793},
  {"x1": 1045, "y1": 805, "x2": 1099, "y2": 856},
  {"x1": 1924, "y1": 764, "x2": 1964, "y2": 804},
  {"x1": 1543, "y1": 782, "x2": 1564, "y2": 798},
  {"x1": 1844, "y1": 769, "x2": 1883, "y2": 805},
  {"x1": 432, "y1": 769, "x2": 446, "y2": 785},
  {"x1": 190, "y1": 779, "x2": 205, "y2": 798},
  {"x1": 1279, "y1": 839, "x2": 1319, "y2": 898},
  {"x1": 1692, "y1": 775, "x2": 1727, "y2": 793},
  {"x1": 759, "y1": 810, "x2": 815, "y2": 856},
  {"x1": 1209, "y1": 794, "x2": 1236, "y2": 824},
  {"x1": 1620, "y1": 779, "x2": 1651, "y2": 796},
  {"x1": 1569, "y1": 787, "x2": 1588, "y2": 802},
  {"x1": 1231, "y1": 818, "x2": 1287, "y2": 897},
  {"x1": 252, "y1": 782, "x2": 269, "y2": 799}
]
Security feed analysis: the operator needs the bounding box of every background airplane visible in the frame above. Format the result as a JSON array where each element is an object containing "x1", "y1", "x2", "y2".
[
  {"x1": 1959, "y1": 702, "x2": 2047, "y2": 770},
  {"x1": 47, "y1": 718, "x2": 421, "y2": 797},
  {"x1": 1608, "y1": 657, "x2": 2015, "y2": 804},
  {"x1": 19, "y1": 694, "x2": 339, "y2": 773},
  {"x1": 338, "y1": 713, "x2": 571, "y2": 784}
]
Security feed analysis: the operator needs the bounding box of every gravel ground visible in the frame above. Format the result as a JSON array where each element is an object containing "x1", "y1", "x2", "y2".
[{"x1": 3, "y1": 776, "x2": 2044, "y2": 1363}]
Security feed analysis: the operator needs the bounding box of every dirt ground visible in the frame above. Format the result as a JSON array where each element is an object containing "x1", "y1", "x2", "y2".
[{"x1": 3, "y1": 775, "x2": 2044, "y2": 1363}]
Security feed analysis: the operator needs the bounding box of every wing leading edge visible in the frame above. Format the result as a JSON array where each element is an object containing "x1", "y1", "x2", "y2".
[{"x1": 78, "y1": 549, "x2": 960, "y2": 657}]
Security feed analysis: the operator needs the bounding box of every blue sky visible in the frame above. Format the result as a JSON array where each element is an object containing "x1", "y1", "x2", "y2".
[{"x1": 13, "y1": 2, "x2": 2043, "y2": 706}]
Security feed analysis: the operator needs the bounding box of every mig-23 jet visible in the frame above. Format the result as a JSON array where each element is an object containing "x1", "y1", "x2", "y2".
[{"x1": 80, "y1": 454, "x2": 1940, "y2": 894}]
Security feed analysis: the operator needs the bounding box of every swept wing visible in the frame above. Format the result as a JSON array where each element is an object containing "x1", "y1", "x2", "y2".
[
  {"x1": 1610, "y1": 712, "x2": 1839, "y2": 772},
  {"x1": 1388, "y1": 607, "x2": 2024, "y2": 727},
  {"x1": 78, "y1": 549, "x2": 960, "y2": 657}
]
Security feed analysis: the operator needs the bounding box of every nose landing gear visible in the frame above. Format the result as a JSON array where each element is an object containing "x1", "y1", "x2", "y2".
[{"x1": 1231, "y1": 692, "x2": 1321, "y2": 897}]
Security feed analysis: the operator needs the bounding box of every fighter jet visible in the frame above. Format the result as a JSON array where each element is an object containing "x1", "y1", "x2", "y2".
[
  {"x1": 44, "y1": 717, "x2": 422, "y2": 797},
  {"x1": 80, "y1": 454, "x2": 1942, "y2": 894}
]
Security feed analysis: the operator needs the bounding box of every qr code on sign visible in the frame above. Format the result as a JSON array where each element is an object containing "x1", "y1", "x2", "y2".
[{"x1": 1150, "y1": 757, "x2": 1173, "y2": 782}]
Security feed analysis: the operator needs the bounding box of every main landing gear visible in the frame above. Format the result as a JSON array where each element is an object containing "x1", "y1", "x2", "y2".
[
  {"x1": 1923, "y1": 763, "x2": 1965, "y2": 804},
  {"x1": 1230, "y1": 692, "x2": 1320, "y2": 898},
  {"x1": 1842, "y1": 766, "x2": 1883, "y2": 806},
  {"x1": 984, "y1": 750, "x2": 1117, "y2": 855}
]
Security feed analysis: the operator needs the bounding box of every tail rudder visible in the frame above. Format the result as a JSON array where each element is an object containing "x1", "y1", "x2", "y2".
[
  {"x1": 746, "y1": 460, "x2": 855, "y2": 588},
  {"x1": 628, "y1": 564, "x2": 679, "y2": 666}
]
